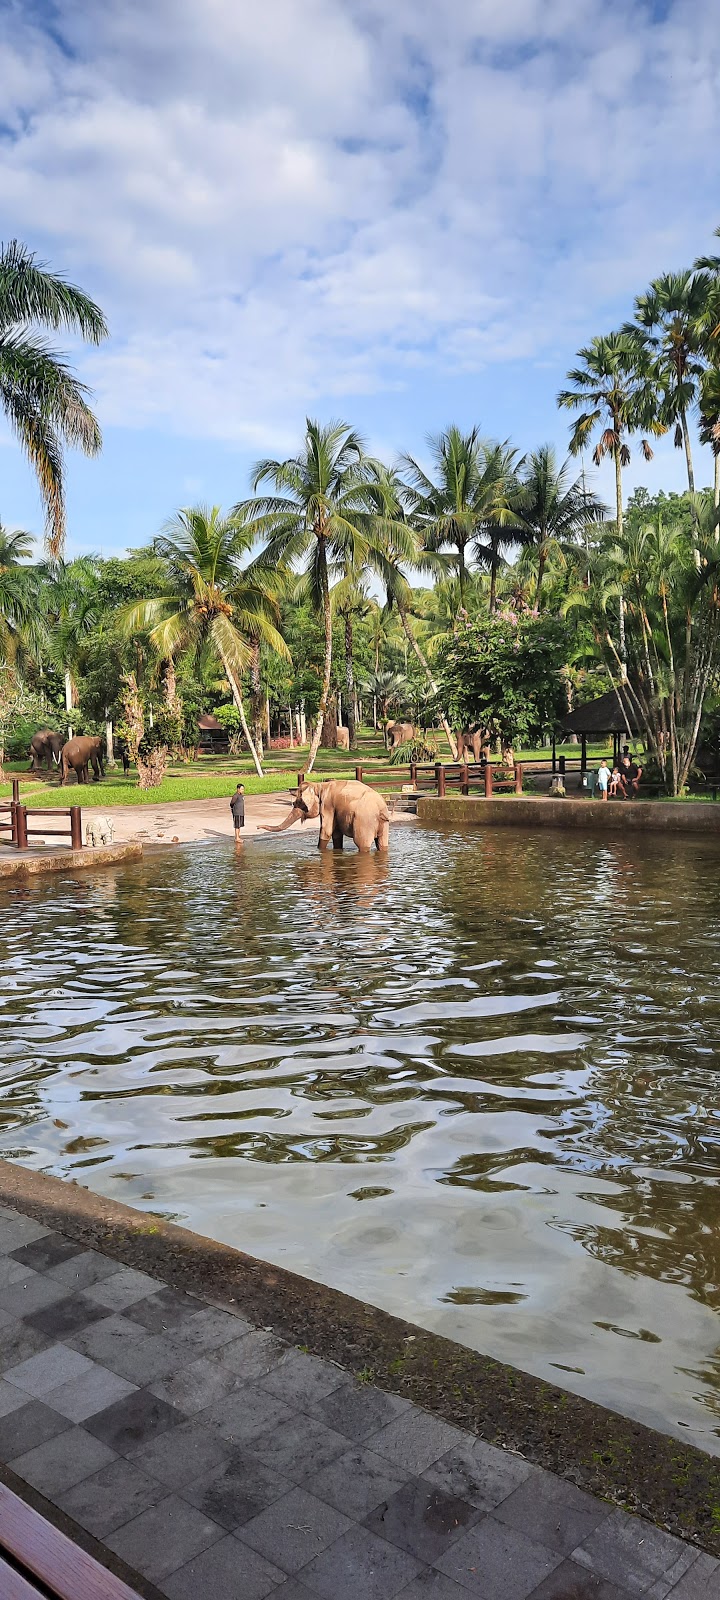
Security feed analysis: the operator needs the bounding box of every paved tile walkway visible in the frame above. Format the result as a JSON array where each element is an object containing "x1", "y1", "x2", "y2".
[{"x1": 0, "y1": 1201, "x2": 715, "y2": 1599}]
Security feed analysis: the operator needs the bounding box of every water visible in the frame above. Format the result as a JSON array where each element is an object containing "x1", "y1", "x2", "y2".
[{"x1": 1, "y1": 824, "x2": 719, "y2": 1451}]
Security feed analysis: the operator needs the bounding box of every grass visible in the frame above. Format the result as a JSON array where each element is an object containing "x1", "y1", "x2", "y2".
[{"x1": 0, "y1": 728, "x2": 654, "y2": 808}]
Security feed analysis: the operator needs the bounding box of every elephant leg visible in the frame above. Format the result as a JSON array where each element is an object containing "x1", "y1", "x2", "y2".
[
  {"x1": 332, "y1": 823, "x2": 344, "y2": 850},
  {"x1": 318, "y1": 807, "x2": 334, "y2": 849},
  {"x1": 376, "y1": 817, "x2": 389, "y2": 850},
  {"x1": 92, "y1": 757, "x2": 100, "y2": 781}
]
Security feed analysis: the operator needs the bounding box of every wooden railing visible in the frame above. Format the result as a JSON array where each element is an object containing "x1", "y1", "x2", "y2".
[
  {"x1": 0, "y1": 780, "x2": 82, "y2": 851},
  {"x1": 294, "y1": 762, "x2": 525, "y2": 797}
]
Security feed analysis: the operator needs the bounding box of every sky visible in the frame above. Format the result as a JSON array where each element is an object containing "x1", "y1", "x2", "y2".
[{"x1": 1, "y1": 0, "x2": 720, "y2": 557}]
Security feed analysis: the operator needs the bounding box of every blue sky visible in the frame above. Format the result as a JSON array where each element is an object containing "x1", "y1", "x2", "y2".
[{"x1": 1, "y1": 0, "x2": 719, "y2": 556}]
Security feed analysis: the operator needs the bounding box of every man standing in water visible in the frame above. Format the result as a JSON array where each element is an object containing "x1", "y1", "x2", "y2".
[{"x1": 230, "y1": 783, "x2": 245, "y2": 843}]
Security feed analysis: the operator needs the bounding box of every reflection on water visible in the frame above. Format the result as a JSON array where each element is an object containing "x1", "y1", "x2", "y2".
[{"x1": 1, "y1": 824, "x2": 719, "y2": 1451}]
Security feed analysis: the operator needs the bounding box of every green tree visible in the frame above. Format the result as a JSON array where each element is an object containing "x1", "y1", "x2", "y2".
[
  {"x1": 558, "y1": 332, "x2": 661, "y2": 665},
  {"x1": 627, "y1": 270, "x2": 710, "y2": 498},
  {"x1": 120, "y1": 506, "x2": 289, "y2": 778},
  {"x1": 440, "y1": 612, "x2": 569, "y2": 759},
  {"x1": 0, "y1": 524, "x2": 36, "y2": 668},
  {"x1": 399, "y1": 426, "x2": 519, "y2": 612},
  {"x1": 512, "y1": 445, "x2": 606, "y2": 605},
  {"x1": 0, "y1": 241, "x2": 107, "y2": 556},
  {"x1": 239, "y1": 419, "x2": 385, "y2": 772}
]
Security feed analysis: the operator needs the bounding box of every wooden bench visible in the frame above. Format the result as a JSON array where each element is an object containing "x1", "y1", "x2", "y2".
[{"x1": 0, "y1": 1484, "x2": 141, "y2": 1599}]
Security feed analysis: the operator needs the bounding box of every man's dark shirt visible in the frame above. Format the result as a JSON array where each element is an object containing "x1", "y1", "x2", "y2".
[{"x1": 230, "y1": 793, "x2": 245, "y2": 824}]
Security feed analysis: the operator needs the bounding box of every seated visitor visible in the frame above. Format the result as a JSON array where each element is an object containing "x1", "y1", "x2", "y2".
[
  {"x1": 609, "y1": 765, "x2": 622, "y2": 797},
  {"x1": 626, "y1": 756, "x2": 643, "y2": 796}
]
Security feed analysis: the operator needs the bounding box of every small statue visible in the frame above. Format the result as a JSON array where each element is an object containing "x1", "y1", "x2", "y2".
[{"x1": 85, "y1": 815, "x2": 115, "y2": 847}]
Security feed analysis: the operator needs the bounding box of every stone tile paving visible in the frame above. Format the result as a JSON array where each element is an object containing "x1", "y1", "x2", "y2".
[{"x1": 0, "y1": 1199, "x2": 716, "y2": 1599}]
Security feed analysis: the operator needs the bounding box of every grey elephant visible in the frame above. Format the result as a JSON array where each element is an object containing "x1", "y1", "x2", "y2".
[
  {"x1": 384, "y1": 720, "x2": 415, "y2": 752},
  {"x1": 28, "y1": 729, "x2": 64, "y2": 772},
  {"x1": 261, "y1": 779, "x2": 389, "y2": 852},
  {"x1": 60, "y1": 735, "x2": 105, "y2": 785}
]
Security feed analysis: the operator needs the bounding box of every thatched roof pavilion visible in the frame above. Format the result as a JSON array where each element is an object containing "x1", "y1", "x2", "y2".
[{"x1": 561, "y1": 687, "x2": 641, "y2": 770}]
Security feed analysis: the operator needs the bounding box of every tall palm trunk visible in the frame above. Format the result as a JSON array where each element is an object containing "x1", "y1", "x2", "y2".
[
  {"x1": 614, "y1": 449, "x2": 627, "y2": 678},
  {"x1": 344, "y1": 615, "x2": 356, "y2": 748},
  {"x1": 488, "y1": 533, "x2": 500, "y2": 614},
  {"x1": 216, "y1": 643, "x2": 264, "y2": 778},
  {"x1": 714, "y1": 451, "x2": 720, "y2": 520},
  {"x1": 680, "y1": 409, "x2": 696, "y2": 496},
  {"x1": 398, "y1": 603, "x2": 458, "y2": 759},
  {"x1": 307, "y1": 547, "x2": 331, "y2": 774},
  {"x1": 457, "y1": 542, "x2": 467, "y2": 610},
  {"x1": 535, "y1": 543, "x2": 547, "y2": 605},
  {"x1": 249, "y1": 639, "x2": 264, "y2": 758}
]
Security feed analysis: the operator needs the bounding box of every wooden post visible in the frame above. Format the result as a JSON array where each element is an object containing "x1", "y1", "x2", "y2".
[
  {"x1": 461, "y1": 763, "x2": 469, "y2": 795},
  {"x1": 297, "y1": 771, "x2": 305, "y2": 788},
  {"x1": 484, "y1": 762, "x2": 493, "y2": 798},
  {"x1": 355, "y1": 766, "x2": 363, "y2": 783},
  {"x1": 12, "y1": 779, "x2": 20, "y2": 806},
  {"x1": 15, "y1": 805, "x2": 28, "y2": 850},
  {"x1": 435, "y1": 763, "x2": 446, "y2": 797},
  {"x1": 551, "y1": 732, "x2": 557, "y2": 774},
  {"x1": 410, "y1": 761, "x2": 417, "y2": 787},
  {"x1": 514, "y1": 763, "x2": 523, "y2": 795},
  {"x1": 70, "y1": 807, "x2": 83, "y2": 850},
  {"x1": 580, "y1": 732, "x2": 587, "y2": 775}
]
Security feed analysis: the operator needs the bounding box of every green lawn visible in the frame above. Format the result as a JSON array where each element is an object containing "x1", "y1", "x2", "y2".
[{"x1": 0, "y1": 729, "x2": 640, "y2": 808}]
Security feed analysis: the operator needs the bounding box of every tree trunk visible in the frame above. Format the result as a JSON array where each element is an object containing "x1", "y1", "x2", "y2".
[
  {"x1": 105, "y1": 717, "x2": 115, "y2": 767},
  {"x1": 249, "y1": 640, "x2": 264, "y2": 758},
  {"x1": 288, "y1": 708, "x2": 294, "y2": 748},
  {"x1": 398, "y1": 604, "x2": 458, "y2": 759},
  {"x1": 307, "y1": 553, "x2": 332, "y2": 773},
  {"x1": 681, "y1": 408, "x2": 696, "y2": 497},
  {"x1": 458, "y1": 542, "x2": 467, "y2": 610},
  {"x1": 216, "y1": 644, "x2": 264, "y2": 777},
  {"x1": 714, "y1": 451, "x2": 720, "y2": 521},
  {"x1": 300, "y1": 700, "x2": 307, "y2": 744},
  {"x1": 344, "y1": 615, "x2": 356, "y2": 747},
  {"x1": 489, "y1": 536, "x2": 499, "y2": 614},
  {"x1": 614, "y1": 449, "x2": 627, "y2": 679},
  {"x1": 535, "y1": 546, "x2": 547, "y2": 605},
  {"x1": 320, "y1": 693, "x2": 338, "y2": 748}
]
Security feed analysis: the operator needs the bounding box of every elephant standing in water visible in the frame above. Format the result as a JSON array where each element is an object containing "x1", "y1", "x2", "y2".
[
  {"x1": 29, "y1": 729, "x2": 64, "y2": 772},
  {"x1": 60, "y1": 735, "x2": 105, "y2": 784},
  {"x1": 261, "y1": 779, "x2": 390, "y2": 852}
]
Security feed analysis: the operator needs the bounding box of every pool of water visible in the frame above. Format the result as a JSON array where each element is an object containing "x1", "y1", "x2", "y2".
[{"x1": 1, "y1": 824, "x2": 719, "y2": 1451}]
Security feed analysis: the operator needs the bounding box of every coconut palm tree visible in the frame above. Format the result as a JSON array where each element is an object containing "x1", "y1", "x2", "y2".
[
  {"x1": 698, "y1": 366, "x2": 720, "y2": 518},
  {"x1": 511, "y1": 445, "x2": 606, "y2": 604},
  {"x1": 625, "y1": 270, "x2": 711, "y2": 497},
  {"x1": 330, "y1": 569, "x2": 370, "y2": 747},
  {"x1": 0, "y1": 241, "x2": 107, "y2": 557},
  {"x1": 237, "y1": 419, "x2": 385, "y2": 772},
  {"x1": 558, "y1": 332, "x2": 661, "y2": 667},
  {"x1": 0, "y1": 524, "x2": 37, "y2": 666},
  {"x1": 120, "y1": 506, "x2": 289, "y2": 777},
  {"x1": 399, "y1": 426, "x2": 520, "y2": 612},
  {"x1": 469, "y1": 441, "x2": 524, "y2": 612}
]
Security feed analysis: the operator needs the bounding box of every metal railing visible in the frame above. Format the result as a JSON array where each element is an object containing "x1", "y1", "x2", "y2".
[{"x1": 0, "y1": 779, "x2": 82, "y2": 851}]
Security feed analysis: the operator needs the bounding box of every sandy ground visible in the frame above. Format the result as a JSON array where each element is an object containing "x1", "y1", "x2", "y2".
[{"x1": 22, "y1": 791, "x2": 416, "y2": 850}]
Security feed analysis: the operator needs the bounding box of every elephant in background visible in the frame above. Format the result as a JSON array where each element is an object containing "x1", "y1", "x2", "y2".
[
  {"x1": 456, "y1": 728, "x2": 489, "y2": 763},
  {"x1": 261, "y1": 779, "x2": 389, "y2": 852},
  {"x1": 60, "y1": 735, "x2": 105, "y2": 785},
  {"x1": 336, "y1": 726, "x2": 350, "y2": 750},
  {"x1": 29, "y1": 729, "x2": 64, "y2": 772},
  {"x1": 385, "y1": 720, "x2": 415, "y2": 752}
]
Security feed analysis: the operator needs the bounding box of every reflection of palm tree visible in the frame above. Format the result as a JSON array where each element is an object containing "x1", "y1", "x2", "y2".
[
  {"x1": 0, "y1": 240, "x2": 107, "y2": 557},
  {"x1": 239, "y1": 420, "x2": 384, "y2": 773},
  {"x1": 120, "y1": 506, "x2": 288, "y2": 778}
]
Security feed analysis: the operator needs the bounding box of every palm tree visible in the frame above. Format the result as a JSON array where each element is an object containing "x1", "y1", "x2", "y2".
[
  {"x1": 698, "y1": 367, "x2": 720, "y2": 518},
  {"x1": 512, "y1": 446, "x2": 606, "y2": 604},
  {"x1": 626, "y1": 270, "x2": 711, "y2": 497},
  {"x1": 120, "y1": 506, "x2": 289, "y2": 777},
  {"x1": 399, "y1": 426, "x2": 520, "y2": 612},
  {"x1": 331, "y1": 570, "x2": 370, "y2": 747},
  {"x1": 470, "y1": 441, "x2": 524, "y2": 612},
  {"x1": 238, "y1": 419, "x2": 383, "y2": 773},
  {"x1": 558, "y1": 332, "x2": 661, "y2": 667},
  {"x1": 0, "y1": 241, "x2": 107, "y2": 556},
  {"x1": 43, "y1": 556, "x2": 101, "y2": 727},
  {"x1": 0, "y1": 524, "x2": 36, "y2": 667}
]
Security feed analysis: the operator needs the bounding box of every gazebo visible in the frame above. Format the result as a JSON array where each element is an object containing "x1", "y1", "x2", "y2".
[
  {"x1": 559, "y1": 687, "x2": 641, "y2": 776},
  {"x1": 196, "y1": 713, "x2": 229, "y2": 753}
]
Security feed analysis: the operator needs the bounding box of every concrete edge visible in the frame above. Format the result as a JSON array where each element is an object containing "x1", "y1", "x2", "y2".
[
  {"x1": 0, "y1": 1163, "x2": 717, "y2": 1554},
  {"x1": 0, "y1": 842, "x2": 143, "y2": 877},
  {"x1": 418, "y1": 795, "x2": 720, "y2": 834}
]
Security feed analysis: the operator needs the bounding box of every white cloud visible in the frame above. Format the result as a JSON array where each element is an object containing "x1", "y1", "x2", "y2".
[{"x1": 1, "y1": 0, "x2": 719, "y2": 459}]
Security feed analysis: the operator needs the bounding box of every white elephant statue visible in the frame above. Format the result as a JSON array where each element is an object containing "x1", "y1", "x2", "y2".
[{"x1": 85, "y1": 815, "x2": 115, "y2": 847}]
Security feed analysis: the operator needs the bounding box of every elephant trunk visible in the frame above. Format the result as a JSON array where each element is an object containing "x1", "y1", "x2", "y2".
[{"x1": 259, "y1": 804, "x2": 305, "y2": 834}]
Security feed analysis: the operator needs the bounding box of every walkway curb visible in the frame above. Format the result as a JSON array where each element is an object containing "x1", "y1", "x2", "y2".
[
  {"x1": 418, "y1": 795, "x2": 720, "y2": 834},
  {"x1": 0, "y1": 1162, "x2": 717, "y2": 1555}
]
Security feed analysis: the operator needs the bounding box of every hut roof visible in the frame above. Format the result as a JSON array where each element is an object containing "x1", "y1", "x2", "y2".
[
  {"x1": 197, "y1": 713, "x2": 224, "y2": 731},
  {"x1": 562, "y1": 688, "x2": 641, "y2": 735}
]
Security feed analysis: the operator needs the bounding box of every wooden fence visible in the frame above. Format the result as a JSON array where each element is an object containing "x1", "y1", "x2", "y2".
[{"x1": 0, "y1": 780, "x2": 82, "y2": 851}]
